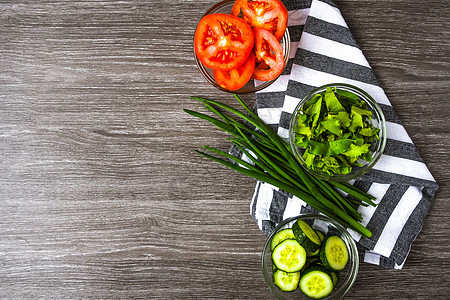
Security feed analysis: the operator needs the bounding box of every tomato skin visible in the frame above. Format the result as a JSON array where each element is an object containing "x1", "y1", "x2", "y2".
[
  {"x1": 253, "y1": 28, "x2": 285, "y2": 81},
  {"x1": 231, "y1": 0, "x2": 288, "y2": 41},
  {"x1": 213, "y1": 52, "x2": 255, "y2": 91},
  {"x1": 194, "y1": 13, "x2": 254, "y2": 72}
]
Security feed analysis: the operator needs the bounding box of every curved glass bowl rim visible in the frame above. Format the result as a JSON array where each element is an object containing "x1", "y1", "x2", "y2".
[
  {"x1": 288, "y1": 83, "x2": 387, "y2": 182},
  {"x1": 261, "y1": 214, "x2": 359, "y2": 300},
  {"x1": 192, "y1": 0, "x2": 291, "y2": 94}
]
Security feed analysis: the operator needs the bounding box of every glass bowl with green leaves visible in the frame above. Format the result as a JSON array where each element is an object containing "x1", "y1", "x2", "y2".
[{"x1": 289, "y1": 83, "x2": 387, "y2": 182}]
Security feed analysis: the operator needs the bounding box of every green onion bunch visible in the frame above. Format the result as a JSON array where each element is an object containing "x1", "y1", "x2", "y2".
[{"x1": 184, "y1": 94, "x2": 376, "y2": 238}]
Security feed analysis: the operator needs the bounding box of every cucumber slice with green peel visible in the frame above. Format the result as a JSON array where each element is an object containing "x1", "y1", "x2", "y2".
[
  {"x1": 330, "y1": 271, "x2": 340, "y2": 287},
  {"x1": 300, "y1": 256, "x2": 320, "y2": 273},
  {"x1": 307, "y1": 247, "x2": 320, "y2": 257},
  {"x1": 272, "y1": 239, "x2": 307, "y2": 272},
  {"x1": 316, "y1": 230, "x2": 325, "y2": 242},
  {"x1": 271, "y1": 228, "x2": 295, "y2": 250},
  {"x1": 299, "y1": 264, "x2": 334, "y2": 299},
  {"x1": 307, "y1": 230, "x2": 324, "y2": 256},
  {"x1": 292, "y1": 220, "x2": 322, "y2": 252},
  {"x1": 320, "y1": 235, "x2": 349, "y2": 271},
  {"x1": 273, "y1": 269, "x2": 300, "y2": 292}
]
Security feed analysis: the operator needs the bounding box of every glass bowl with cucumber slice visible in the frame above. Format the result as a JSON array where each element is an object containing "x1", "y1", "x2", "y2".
[
  {"x1": 289, "y1": 83, "x2": 387, "y2": 182},
  {"x1": 261, "y1": 214, "x2": 359, "y2": 299}
]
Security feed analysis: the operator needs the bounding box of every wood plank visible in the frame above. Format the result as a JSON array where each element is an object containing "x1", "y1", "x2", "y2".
[{"x1": 0, "y1": 0, "x2": 449, "y2": 298}]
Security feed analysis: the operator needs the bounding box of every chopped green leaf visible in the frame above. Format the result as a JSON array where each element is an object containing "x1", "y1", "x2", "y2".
[
  {"x1": 361, "y1": 151, "x2": 374, "y2": 163},
  {"x1": 321, "y1": 119, "x2": 343, "y2": 136},
  {"x1": 304, "y1": 97, "x2": 323, "y2": 129},
  {"x1": 307, "y1": 139, "x2": 355, "y2": 156},
  {"x1": 308, "y1": 140, "x2": 329, "y2": 156},
  {"x1": 302, "y1": 93, "x2": 321, "y2": 112},
  {"x1": 343, "y1": 143, "x2": 370, "y2": 158},
  {"x1": 324, "y1": 87, "x2": 345, "y2": 112},
  {"x1": 359, "y1": 127, "x2": 380, "y2": 137},
  {"x1": 328, "y1": 139, "x2": 355, "y2": 155},
  {"x1": 351, "y1": 106, "x2": 372, "y2": 118},
  {"x1": 336, "y1": 89, "x2": 359, "y2": 102},
  {"x1": 349, "y1": 112, "x2": 363, "y2": 132},
  {"x1": 303, "y1": 149, "x2": 316, "y2": 168},
  {"x1": 328, "y1": 111, "x2": 351, "y2": 128}
]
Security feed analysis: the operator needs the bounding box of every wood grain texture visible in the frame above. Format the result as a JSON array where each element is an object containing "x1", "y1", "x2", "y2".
[{"x1": 0, "y1": 0, "x2": 449, "y2": 298}]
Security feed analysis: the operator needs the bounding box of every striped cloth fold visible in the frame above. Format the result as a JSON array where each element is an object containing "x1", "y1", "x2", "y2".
[{"x1": 247, "y1": 0, "x2": 439, "y2": 269}]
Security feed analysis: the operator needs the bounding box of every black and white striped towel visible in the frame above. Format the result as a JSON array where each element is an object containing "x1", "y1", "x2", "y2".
[{"x1": 247, "y1": 0, "x2": 439, "y2": 269}]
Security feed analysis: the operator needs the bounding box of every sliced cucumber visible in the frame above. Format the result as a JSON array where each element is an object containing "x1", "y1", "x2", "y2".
[
  {"x1": 271, "y1": 228, "x2": 295, "y2": 250},
  {"x1": 273, "y1": 269, "x2": 300, "y2": 292},
  {"x1": 320, "y1": 235, "x2": 349, "y2": 271},
  {"x1": 292, "y1": 220, "x2": 322, "y2": 252},
  {"x1": 300, "y1": 256, "x2": 319, "y2": 274},
  {"x1": 307, "y1": 247, "x2": 320, "y2": 257},
  {"x1": 299, "y1": 264, "x2": 334, "y2": 299},
  {"x1": 272, "y1": 239, "x2": 307, "y2": 272},
  {"x1": 306, "y1": 230, "x2": 324, "y2": 256},
  {"x1": 330, "y1": 271, "x2": 340, "y2": 287},
  {"x1": 316, "y1": 230, "x2": 325, "y2": 242}
]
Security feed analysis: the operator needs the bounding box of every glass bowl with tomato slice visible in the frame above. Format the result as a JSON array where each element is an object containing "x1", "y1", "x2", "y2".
[{"x1": 193, "y1": 0, "x2": 290, "y2": 94}]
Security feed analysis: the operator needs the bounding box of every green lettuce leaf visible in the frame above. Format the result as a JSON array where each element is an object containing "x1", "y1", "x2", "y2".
[
  {"x1": 321, "y1": 119, "x2": 343, "y2": 136},
  {"x1": 359, "y1": 127, "x2": 380, "y2": 137},
  {"x1": 328, "y1": 111, "x2": 351, "y2": 128},
  {"x1": 304, "y1": 97, "x2": 323, "y2": 129},
  {"x1": 336, "y1": 89, "x2": 359, "y2": 102},
  {"x1": 302, "y1": 149, "x2": 316, "y2": 168},
  {"x1": 349, "y1": 112, "x2": 363, "y2": 132},
  {"x1": 351, "y1": 106, "x2": 372, "y2": 118},
  {"x1": 328, "y1": 139, "x2": 354, "y2": 155},
  {"x1": 302, "y1": 93, "x2": 321, "y2": 112},
  {"x1": 342, "y1": 143, "x2": 370, "y2": 158},
  {"x1": 307, "y1": 140, "x2": 329, "y2": 155},
  {"x1": 307, "y1": 139, "x2": 354, "y2": 156},
  {"x1": 324, "y1": 87, "x2": 345, "y2": 112}
]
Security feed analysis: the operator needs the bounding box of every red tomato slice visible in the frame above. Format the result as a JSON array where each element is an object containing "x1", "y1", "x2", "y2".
[
  {"x1": 213, "y1": 52, "x2": 255, "y2": 91},
  {"x1": 194, "y1": 13, "x2": 254, "y2": 72},
  {"x1": 253, "y1": 28, "x2": 285, "y2": 81},
  {"x1": 231, "y1": 0, "x2": 288, "y2": 41}
]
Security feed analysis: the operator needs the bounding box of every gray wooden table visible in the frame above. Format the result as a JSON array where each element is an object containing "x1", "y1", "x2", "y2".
[{"x1": 1, "y1": 0, "x2": 449, "y2": 298}]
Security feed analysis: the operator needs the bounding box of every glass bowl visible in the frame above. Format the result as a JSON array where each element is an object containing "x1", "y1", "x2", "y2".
[
  {"x1": 261, "y1": 214, "x2": 359, "y2": 300},
  {"x1": 289, "y1": 83, "x2": 387, "y2": 182},
  {"x1": 193, "y1": 0, "x2": 290, "y2": 94}
]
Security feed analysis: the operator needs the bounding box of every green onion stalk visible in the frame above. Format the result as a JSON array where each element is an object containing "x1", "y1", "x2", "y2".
[{"x1": 184, "y1": 95, "x2": 375, "y2": 238}]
